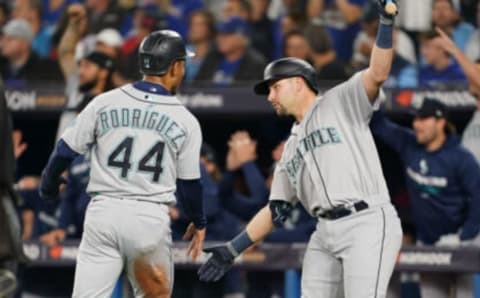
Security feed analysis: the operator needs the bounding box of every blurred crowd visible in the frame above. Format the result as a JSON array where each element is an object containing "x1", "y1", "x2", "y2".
[
  {"x1": 3, "y1": 0, "x2": 480, "y2": 297},
  {"x1": 0, "y1": 0, "x2": 479, "y2": 90}
]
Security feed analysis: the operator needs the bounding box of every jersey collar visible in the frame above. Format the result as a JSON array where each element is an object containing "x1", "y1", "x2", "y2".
[
  {"x1": 133, "y1": 80, "x2": 172, "y2": 96},
  {"x1": 121, "y1": 81, "x2": 182, "y2": 105}
]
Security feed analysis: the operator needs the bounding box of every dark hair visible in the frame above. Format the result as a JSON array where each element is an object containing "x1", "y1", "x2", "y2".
[
  {"x1": 283, "y1": 29, "x2": 309, "y2": 57},
  {"x1": 304, "y1": 22, "x2": 333, "y2": 54},
  {"x1": 444, "y1": 120, "x2": 456, "y2": 135},
  {"x1": 283, "y1": 12, "x2": 308, "y2": 30},
  {"x1": 433, "y1": 0, "x2": 455, "y2": 9},
  {"x1": 27, "y1": 0, "x2": 43, "y2": 19},
  {"x1": 189, "y1": 10, "x2": 217, "y2": 40},
  {"x1": 234, "y1": 0, "x2": 251, "y2": 15}
]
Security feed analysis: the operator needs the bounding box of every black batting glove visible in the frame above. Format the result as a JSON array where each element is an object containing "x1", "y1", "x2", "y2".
[{"x1": 198, "y1": 244, "x2": 236, "y2": 282}]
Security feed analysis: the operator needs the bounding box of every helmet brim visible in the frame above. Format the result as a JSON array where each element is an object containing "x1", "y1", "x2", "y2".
[
  {"x1": 253, "y1": 79, "x2": 270, "y2": 95},
  {"x1": 254, "y1": 76, "x2": 292, "y2": 95}
]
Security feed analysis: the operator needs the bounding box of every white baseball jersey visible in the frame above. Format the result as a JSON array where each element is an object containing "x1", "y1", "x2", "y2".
[
  {"x1": 462, "y1": 110, "x2": 480, "y2": 161},
  {"x1": 270, "y1": 72, "x2": 390, "y2": 214},
  {"x1": 61, "y1": 82, "x2": 202, "y2": 204}
]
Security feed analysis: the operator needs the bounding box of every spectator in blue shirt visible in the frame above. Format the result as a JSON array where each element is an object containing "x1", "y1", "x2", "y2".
[
  {"x1": 419, "y1": 31, "x2": 467, "y2": 87},
  {"x1": 185, "y1": 10, "x2": 217, "y2": 83},
  {"x1": 307, "y1": 0, "x2": 366, "y2": 62},
  {"x1": 164, "y1": 0, "x2": 204, "y2": 39},
  {"x1": 370, "y1": 98, "x2": 480, "y2": 298},
  {"x1": 193, "y1": 17, "x2": 266, "y2": 86}
]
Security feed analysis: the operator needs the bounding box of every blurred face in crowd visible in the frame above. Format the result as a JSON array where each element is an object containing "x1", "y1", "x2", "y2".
[
  {"x1": 86, "y1": 0, "x2": 110, "y2": 11},
  {"x1": 413, "y1": 116, "x2": 446, "y2": 145},
  {"x1": 12, "y1": 0, "x2": 41, "y2": 33},
  {"x1": 251, "y1": 0, "x2": 270, "y2": 18},
  {"x1": 285, "y1": 33, "x2": 310, "y2": 60},
  {"x1": 78, "y1": 59, "x2": 102, "y2": 92},
  {"x1": 200, "y1": 157, "x2": 217, "y2": 176},
  {"x1": 189, "y1": 12, "x2": 212, "y2": 44},
  {"x1": 223, "y1": 0, "x2": 249, "y2": 20},
  {"x1": 420, "y1": 38, "x2": 446, "y2": 66},
  {"x1": 432, "y1": 0, "x2": 457, "y2": 29},
  {"x1": 267, "y1": 77, "x2": 302, "y2": 116},
  {"x1": 0, "y1": 35, "x2": 30, "y2": 60},
  {"x1": 216, "y1": 33, "x2": 247, "y2": 55},
  {"x1": 281, "y1": 15, "x2": 298, "y2": 35}
]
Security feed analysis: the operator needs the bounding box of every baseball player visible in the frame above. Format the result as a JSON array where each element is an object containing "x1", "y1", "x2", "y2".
[
  {"x1": 39, "y1": 30, "x2": 206, "y2": 298},
  {"x1": 198, "y1": 1, "x2": 402, "y2": 297}
]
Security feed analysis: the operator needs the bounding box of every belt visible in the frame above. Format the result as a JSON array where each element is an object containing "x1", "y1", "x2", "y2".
[
  {"x1": 317, "y1": 200, "x2": 369, "y2": 220},
  {"x1": 92, "y1": 196, "x2": 170, "y2": 206}
]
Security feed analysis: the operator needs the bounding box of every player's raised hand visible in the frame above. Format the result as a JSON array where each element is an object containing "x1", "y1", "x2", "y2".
[
  {"x1": 228, "y1": 131, "x2": 257, "y2": 165},
  {"x1": 183, "y1": 223, "x2": 206, "y2": 262},
  {"x1": 67, "y1": 4, "x2": 87, "y2": 34},
  {"x1": 376, "y1": 0, "x2": 399, "y2": 20},
  {"x1": 12, "y1": 130, "x2": 27, "y2": 160},
  {"x1": 198, "y1": 244, "x2": 235, "y2": 282},
  {"x1": 434, "y1": 27, "x2": 458, "y2": 55}
]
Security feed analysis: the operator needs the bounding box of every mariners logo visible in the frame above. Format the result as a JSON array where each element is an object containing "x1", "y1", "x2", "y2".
[
  {"x1": 143, "y1": 57, "x2": 151, "y2": 69},
  {"x1": 419, "y1": 159, "x2": 428, "y2": 175}
]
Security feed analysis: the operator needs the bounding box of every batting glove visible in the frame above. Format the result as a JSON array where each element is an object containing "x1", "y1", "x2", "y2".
[{"x1": 198, "y1": 244, "x2": 235, "y2": 282}]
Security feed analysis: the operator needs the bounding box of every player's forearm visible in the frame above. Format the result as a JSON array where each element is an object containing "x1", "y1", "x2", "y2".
[
  {"x1": 58, "y1": 23, "x2": 80, "y2": 77},
  {"x1": 369, "y1": 45, "x2": 393, "y2": 82},
  {"x1": 363, "y1": 15, "x2": 394, "y2": 100},
  {"x1": 225, "y1": 205, "x2": 274, "y2": 257},
  {"x1": 245, "y1": 205, "x2": 275, "y2": 243},
  {"x1": 450, "y1": 48, "x2": 480, "y2": 89},
  {"x1": 307, "y1": 0, "x2": 324, "y2": 18}
]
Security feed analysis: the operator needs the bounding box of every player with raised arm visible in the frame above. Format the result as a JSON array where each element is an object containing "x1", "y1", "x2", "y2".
[
  {"x1": 198, "y1": 1, "x2": 402, "y2": 297},
  {"x1": 39, "y1": 30, "x2": 206, "y2": 298}
]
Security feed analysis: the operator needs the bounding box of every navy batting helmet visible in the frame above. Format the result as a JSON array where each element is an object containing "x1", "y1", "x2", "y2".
[
  {"x1": 254, "y1": 58, "x2": 318, "y2": 95},
  {"x1": 138, "y1": 30, "x2": 194, "y2": 76}
]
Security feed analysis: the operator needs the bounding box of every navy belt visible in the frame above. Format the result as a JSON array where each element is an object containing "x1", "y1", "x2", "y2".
[{"x1": 317, "y1": 200, "x2": 369, "y2": 220}]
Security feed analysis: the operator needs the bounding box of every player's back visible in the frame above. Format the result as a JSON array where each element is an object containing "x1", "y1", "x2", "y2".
[{"x1": 83, "y1": 82, "x2": 201, "y2": 203}]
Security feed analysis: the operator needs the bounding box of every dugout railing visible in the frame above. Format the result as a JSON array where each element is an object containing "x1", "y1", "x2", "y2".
[{"x1": 21, "y1": 240, "x2": 480, "y2": 298}]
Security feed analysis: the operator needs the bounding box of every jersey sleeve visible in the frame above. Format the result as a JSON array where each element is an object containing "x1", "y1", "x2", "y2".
[
  {"x1": 269, "y1": 162, "x2": 297, "y2": 204},
  {"x1": 177, "y1": 116, "x2": 202, "y2": 180},
  {"x1": 333, "y1": 71, "x2": 377, "y2": 126},
  {"x1": 61, "y1": 100, "x2": 97, "y2": 154}
]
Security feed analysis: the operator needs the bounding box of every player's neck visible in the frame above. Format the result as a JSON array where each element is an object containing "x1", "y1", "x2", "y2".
[
  {"x1": 295, "y1": 93, "x2": 317, "y2": 122},
  {"x1": 143, "y1": 76, "x2": 173, "y2": 93}
]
